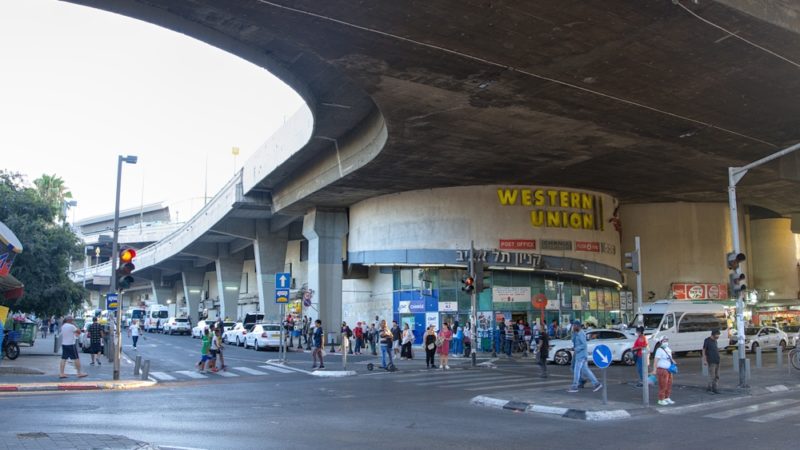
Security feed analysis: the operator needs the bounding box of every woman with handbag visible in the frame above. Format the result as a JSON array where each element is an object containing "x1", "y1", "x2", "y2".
[
  {"x1": 400, "y1": 323, "x2": 414, "y2": 360},
  {"x1": 424, "y1": 325, "x2": 437, "y2": 368},
  {"x1": 652, "y1": 337, "x2": 677, "y2": 406},
  {"x1": 437, "y1": 323, "x2": 453, "y2": 370}
]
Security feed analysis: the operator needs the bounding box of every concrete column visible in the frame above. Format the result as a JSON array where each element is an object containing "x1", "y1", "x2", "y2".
[
  {"x1": 254, "y1": 223, "x2": 289, "y2": 323},
  {"x1": 216, "y1": 253, "x2": 244, "y2": 321},
  {"x1": 150, "y1": 271, "x2": 172, "y2": 305},
  {"x1": 181, "y1": 268, "x2": 205, "y2": 322},
  {"x1": 303, "y1": 208, "x2": 348, "y2": 333}
]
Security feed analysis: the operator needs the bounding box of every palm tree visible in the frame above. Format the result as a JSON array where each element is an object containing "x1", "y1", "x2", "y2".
[{"x1": 33, "y1": 174, "x2": 73, "y2": 222}]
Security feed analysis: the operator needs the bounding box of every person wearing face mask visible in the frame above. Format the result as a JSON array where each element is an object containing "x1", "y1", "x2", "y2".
[{"x1": 652, "y1": 337, "x2": 676, "y2": 406}]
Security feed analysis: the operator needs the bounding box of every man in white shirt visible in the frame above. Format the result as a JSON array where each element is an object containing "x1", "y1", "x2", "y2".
[{"x1": 59, "y1": 317, "x2": 87, "y2": 378}]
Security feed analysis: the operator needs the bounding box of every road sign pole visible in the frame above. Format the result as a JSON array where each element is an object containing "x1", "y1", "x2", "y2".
[{"x1": 602, "y1": 368, "x2": 608, "y2": 405}]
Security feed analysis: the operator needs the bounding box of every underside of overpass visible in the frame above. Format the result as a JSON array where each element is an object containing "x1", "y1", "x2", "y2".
[{"x1": 66, "y1": 0, "x2": 800, "y2": 219}]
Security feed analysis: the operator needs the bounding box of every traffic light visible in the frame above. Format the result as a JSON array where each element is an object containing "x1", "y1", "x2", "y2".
[
  {"x1": 727, "y1": 252, "x2": 746, "y2": 299},
  {"x1": 462, "y1": 276, "x2": 475, "y2": 293},
  {"x1": 474, "y1": 260, "x2": 491, "y2": 293},
  {"x1": 624, "y1": 249, "x2": 640, "y2": 273},
  {"x1": 116, "y1": 247, "x2": 136, "y2": 290}
]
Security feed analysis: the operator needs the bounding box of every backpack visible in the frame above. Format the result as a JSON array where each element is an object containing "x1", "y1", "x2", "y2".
[{"x1": 346, "y1": 327, "x2": 353, "y2": 338}]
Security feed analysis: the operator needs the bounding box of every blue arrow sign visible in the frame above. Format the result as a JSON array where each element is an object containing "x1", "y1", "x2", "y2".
[
  {"x1": 106, "y1": 293, "x2": 119, "y2": 312},
  {"x1": 275, "y1": 272, "x2": 291, "y2": 290},
  {"x1": 592, "y1": 344, "x2": 613, "y2": 369}
]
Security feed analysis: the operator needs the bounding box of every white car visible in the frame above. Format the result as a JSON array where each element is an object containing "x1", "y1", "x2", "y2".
[
  {"x1": 244, "y1": 323, "x2": 282, "y2": 351},
  {"x1": 162, "y1": 317, "x2": 191, "y2": 335},
  {"x1": 727, "y1": 326, "x2": 789, "y2": 353},
  {"x1": 547, "y1": 329, "x2": 637, "y2": 366},
  {"x1": 223, "y1": 322, "x2": 255, "y2": 347},
  {"x1": 782, "y1": 325, "x2": 800, "y2": 348},
  {"x1": 191, "y1": 320, "x2": 214, "y2": 339}
]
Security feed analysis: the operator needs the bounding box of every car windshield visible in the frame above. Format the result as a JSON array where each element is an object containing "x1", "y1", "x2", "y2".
[
  {"x1": 262, "y1": 325, "x2": 280, "y2": 331},
  {"x1": 744, "y1": 327, "x2": 760, "y2": 335},
  {"x1": 224, "y1": 322, "x2": 235, "y2": 328},
  {"x1": 175, "y1": 319, "x2": 188, "y2": 323},
  {"x1": 782, "y1": 325, "x2": 799, "y2": 333},
  {"x1": 635, "y1": 314, "x2": 663, "y2": 329}
]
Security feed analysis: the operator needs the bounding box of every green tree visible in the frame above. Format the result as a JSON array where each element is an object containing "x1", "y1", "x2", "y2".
[
  {"x1": 0, "y1": 171, "x2": 85, "y2": 317},
  {"x1": 33, "y1": 173, "x2": 73, "y2": 222}
]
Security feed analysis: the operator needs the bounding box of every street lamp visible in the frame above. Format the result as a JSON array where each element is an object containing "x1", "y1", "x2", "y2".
[
  {"x1": 111, "y1": 154, "x2": 137, "y2": 381},
  {"x1": 62, "y1": 199, "x2": 77, "y2": 226}
]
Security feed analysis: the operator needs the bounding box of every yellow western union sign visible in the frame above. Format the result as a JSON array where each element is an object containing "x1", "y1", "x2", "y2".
[{"x1": 497, "y1": 188, "x2": 604, "y2": 231}]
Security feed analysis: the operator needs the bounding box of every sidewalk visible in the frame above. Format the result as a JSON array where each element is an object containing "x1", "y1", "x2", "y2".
[
  {"x1": 0, "y1": 334, "x2": 155, "y2": 392},
  {"x1": 472, "y1": 352, "x2": 800, "y2": 421}
]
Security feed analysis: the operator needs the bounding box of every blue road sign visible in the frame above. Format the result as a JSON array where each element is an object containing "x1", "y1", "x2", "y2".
[
  {"x1": 106, "y1": 293, "x2": 119, "y2": 312},
  {"x1": 275, "y1": 272, "x2": 291, "y2": 304},
  {"x1": 592, "y1": 344, "x2": 613, "y2": 369}
]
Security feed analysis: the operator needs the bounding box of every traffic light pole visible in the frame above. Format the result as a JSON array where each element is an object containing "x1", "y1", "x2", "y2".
[
  {"x1": 727, "y1": 140, "x2": 800, "y2": 389},
  {"x1": 468, "y1": 243, "x2": 477, "y2": 367},
  {"x1": 110, "y1": 156, "x2": 124, "y2": 381}
]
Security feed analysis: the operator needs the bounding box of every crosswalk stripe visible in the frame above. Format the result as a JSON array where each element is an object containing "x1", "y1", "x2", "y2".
[
  {"x1": 213, "y1": 370, "x2": 239, "y2": 377},
  {"x1": 259, "y1": 365, "x2": 295, "y2": 374},
  {"x1": 232, "y1": 366, "x2": 269, "y2": 375},
  {"x1": 704, "y1": 399, "x2": 800, "y2": 419},
  {"x1": 747, "y1": 405, "x2": 800, "y2": 423},
  {"x1": 398, "y1": 373, "x2": 496, "y2": 384},
  {"x1": 150, "y1": 371, "x2": 176, "y2": 381},
  {"x1": 414, "y1": 375, "x2": 524, "y2": 387},
  {"x1": 464, "y1": 379, "x2": 566, "y2": 391},
  {"x1": 176, "y1": 370, "x2": 208, "y2": 379}
]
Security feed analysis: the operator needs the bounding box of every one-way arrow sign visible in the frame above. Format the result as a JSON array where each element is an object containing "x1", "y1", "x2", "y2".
[{"x1": 276, "y1": 272, "x2": 291, "y2": 289}]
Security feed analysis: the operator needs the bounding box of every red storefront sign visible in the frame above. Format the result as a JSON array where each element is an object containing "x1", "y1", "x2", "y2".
[
  {"x1": 499, "y1": 239, "x2": 536, "y2": 250},
  {"x1": 575, "y1": 241, "x2": 600, "y2": 252},
  {"x1": 671, "y1": 283, "x2": 729, "y2": 300}
]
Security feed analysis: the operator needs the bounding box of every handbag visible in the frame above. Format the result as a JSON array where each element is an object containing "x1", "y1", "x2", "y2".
[
  {"x1": 668, "y1": 363, "x2": 679, "y2": 374},
  {"x1": 435, "y1": 336, "x2": 444, "y2": 346},
  {"x1": 427, "y1": 343, "x2": 435, "y2": 350}
]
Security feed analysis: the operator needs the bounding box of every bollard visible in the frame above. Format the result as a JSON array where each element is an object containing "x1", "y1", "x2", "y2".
[
  {"x1": 53, "y1": 333, "x2": 60, "y2": 354},
  {"x1": 745, "y1": 358, "x2": 751, "y2": 380},
  {"x1": 756, "y1": 345, "x2": 762, "y2": 368},
  {"x1": 134, "y1": 355, "x2": 142, "y2": 376},
  {"x1": 777, "y1": 346, "x2": 783, "y2": 370},
  {"x1": 141, "y1": 360, "x2": 150, "y2": 380}
]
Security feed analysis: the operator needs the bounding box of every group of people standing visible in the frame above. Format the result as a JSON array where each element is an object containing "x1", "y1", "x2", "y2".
[{"x1": 197, "y1": 322, "x2": 227, "y2": 373}]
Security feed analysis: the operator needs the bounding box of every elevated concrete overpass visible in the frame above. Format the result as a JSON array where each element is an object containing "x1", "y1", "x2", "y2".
[{"x1": 67, "y1": 0, "x2": 800, "y2": 329}]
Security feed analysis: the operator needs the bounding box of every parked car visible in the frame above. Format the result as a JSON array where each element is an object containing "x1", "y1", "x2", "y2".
[
  {"x1": 547, "y1": 329, "x2": 636, "y2": 366},
  {"x1": 244, "y1": 323, "x2": 281, "y2": 351},
  {"x1": 727, "y1": 326, "x2": 789, "y2": 353},
  {"x1": 223, "y1": 322, "x2": 255, "y2": 346},
  {"x1": 162, "y1": 317, "x2": 191, "y2": 335},
  {"x1": 781, "y1": 325, "x2": 800, "y2": 348},
  {"x1": 191, "y1": 319, "x2": 214, "y2": 339}
]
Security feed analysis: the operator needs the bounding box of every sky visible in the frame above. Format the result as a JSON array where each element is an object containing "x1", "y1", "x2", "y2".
[{"x1": 0, "y1": 0, "x2": 307, "y2": 223}]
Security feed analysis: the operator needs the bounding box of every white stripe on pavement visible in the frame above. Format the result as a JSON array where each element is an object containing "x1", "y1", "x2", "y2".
[
  {"x1": 231, "y1": 367, "x2": 269, "y2": 375},
  {"x1": 414, "y1": 375, "x2": 525, "y2": 387},
  {"x1": 213, "y1": 370, "x2": 240, "y2": 377},
  {"x1": 259, "y1": 365, "x2": 294, "y2": 374},
  {"x1": 399, "y1": 373, "x2": 495, "y2": 384},
  {"x1": 464, "y1": 379, "x2": 566, "y2": 391},
  {"x1": 176, "y1": 370, "x2": 208, "y2": 379},
  {"x1": 747, "y1": 405, "x2": 800, "y2": 423},
  {"x1": 705, "y1": 399, "x2": 800, "y2": 419},
  {"x1": 150, "y1": 371, "x2": 177, "y2": 381}
]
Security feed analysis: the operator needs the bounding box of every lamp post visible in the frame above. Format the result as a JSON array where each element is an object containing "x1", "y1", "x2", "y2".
[{"x1": 111, "y1": 155, "x2": 138, "y2": 381}]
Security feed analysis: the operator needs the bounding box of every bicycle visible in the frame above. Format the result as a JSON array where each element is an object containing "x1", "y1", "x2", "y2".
[{"x1": 790, "y1": 347, "x2": 800, "y2": 371}]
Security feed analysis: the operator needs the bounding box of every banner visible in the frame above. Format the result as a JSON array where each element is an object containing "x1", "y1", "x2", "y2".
[{"x1": 492, "y1": 286, "x2": 531, "y2": 303}]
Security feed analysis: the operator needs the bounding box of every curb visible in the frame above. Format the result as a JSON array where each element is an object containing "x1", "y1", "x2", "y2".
[
  {"x1": 471, "y1": 395, "x2": 633, "y2": 421},
  {"x1": 0, "y1": 379, "x2": 157, "y2": 393}
]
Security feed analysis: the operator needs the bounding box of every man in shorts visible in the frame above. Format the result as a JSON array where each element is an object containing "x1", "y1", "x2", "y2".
[
  {"x1": 59, "y1": 317, "x2": 87, "y2": 378},
  {"x1": 87, "y1": 316, "x2": 105, "y2": 366}
]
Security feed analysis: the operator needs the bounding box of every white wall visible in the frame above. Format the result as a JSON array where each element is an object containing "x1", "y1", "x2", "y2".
[{"x1": 342, "y1": 267, "x2": 393, "y2": 327}]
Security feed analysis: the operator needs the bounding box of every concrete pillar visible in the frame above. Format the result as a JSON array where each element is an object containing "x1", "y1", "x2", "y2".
[
  {"x1": 254, "y1": 222, "x2": 289, "y2": 323},
  {"x1": 181, "y1": 268, "x2": 204, "y2": 322},
  {"x1": 216, "y1": 253, "x2": 244, "y2": 321},
  {"x1": 303, "y1": 208, "x2": 348, "y2": 333},
  {"x1": 150, "y1": 271, "x2": 172, "y2": 305}
]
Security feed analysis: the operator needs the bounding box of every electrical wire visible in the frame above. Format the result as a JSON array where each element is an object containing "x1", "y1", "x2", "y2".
[{"x1": 256, "y1": 0, "x2": 777, "y2": 148}]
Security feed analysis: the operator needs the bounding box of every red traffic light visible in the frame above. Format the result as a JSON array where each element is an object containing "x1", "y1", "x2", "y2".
[
  {"x1": 120, "y1": 248, "x2": 136, "y2": 263},
  {"x1": 465, "y1": 277, "x2": 474, "y2": 286}
]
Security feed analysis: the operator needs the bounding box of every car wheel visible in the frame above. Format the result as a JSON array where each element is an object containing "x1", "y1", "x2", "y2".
[
  {"x1": 621, "y1": 350, "x2": 635, "y2": 366},
  {"x1": 554, "y1": 349, "x2": 571, "y2": 365},
  {"x1": 750, "y1": 342, "x2": 759, "y2": 354},
  {"x1": 253, "y1": 342, "x2": 260, "y2": 351},
  {"x1": 238, "y1": 338, "x2": 244, "y2": 347}
]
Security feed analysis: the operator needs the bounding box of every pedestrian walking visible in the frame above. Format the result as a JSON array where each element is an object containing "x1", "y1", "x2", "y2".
[
  {"x1": 40, "y1": 319, "x2": 48, "y2": 339},
  {"x1": 379, "y1": 320, "x2": 395, "y2": 369},
  {"x1": 702, "y1": 329, "x2": 721, "y2": 394},
  {"x1": 311, "y1": 320, "x2": 325, "y2": 369},
  {"x1": 567, "y1": 320, "x2": 602, "y2": 393},
  {"x1": 284, "y1": 315, "x2": 295, "y2": 348},
  {"x1": 537, "y1": 323, "x2": 549, "y2": 378},
  {"x1": 306, "y1": 317, "x2": 314, "y2": 351},
  {"x1": 496, "y1": 317, "x2": 507, "y2": 354},
  {"x1": 632, "y1": 326, "x2": 647, "y2": 387},
  {"x1": 424, "y1": 325, "x2": 437, "y2": 368},
  {"x1": 401, "y1": 323, "x2": 414, "y2": 360},
  {"x1": 58, "y1": 317, "x2": 87, "y2": 378},
  {"x1": 341, "y1": 322, "x2": 353, "y2": 354},
  {"x1": 128, "y1": 320, "x2": 141, "y2": 350},
  {"x1": 653, "y1": 337, "x2": 676, "y2": 405},
  {"x1": 197, "y1": 328, "x2": 212, "y2": 373},
  {"x1": 213, "y1": 327, "x2": 226, "y2": 371},
  {"x1": 87, "y1": 317, "x2": 104, "y2": 366},
  {"x1": 504, "y1": 320, "x2": 514, "y2": 356},
  {"x1": 391, "y1": 321, "x2": 401, "y2": 357},
  {"x1": 437, "y1": 323, "x2": 452, "y2": 370},
  {"x1": 368, "y1": 323, "x2": 378, "y2": 355},
  {"x1": 301, "y1": 316, "x2": 310, "y2": 347}
]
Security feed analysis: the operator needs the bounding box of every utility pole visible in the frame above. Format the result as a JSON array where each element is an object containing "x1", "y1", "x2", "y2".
[
  {"x1": 727, "y1": 140, "x2": 800, "y2": 388},
  {"x1": 111, "y1": 155, "x2": 137, "y2": 381}
]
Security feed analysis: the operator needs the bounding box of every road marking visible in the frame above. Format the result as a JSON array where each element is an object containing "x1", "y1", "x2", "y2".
[
  {"x1": 658, "y1": 397, "x2": 750, "y2": 415},
  {"x1": 213, "y1": 370, "x2": 239, "y2": 377},
  {"x1": 747, "y1": 405, "x2": 800, "y2": 423},
  {"x1": 464, "y1": 379, "x2": 566, "y2": 391},
  {"x1": 176, "y1": 370, "x2": 208, "y2": 379},
  {"x1": 259, "y1": 365, "x2": 294, "y2": 374},
  {"x1": 413, "y1": 375, "x2": 525, "y2": 386},
  {"x1": 399, "y1": 373, "x2": 494, "y2": 383},
  {"x1": 150, "y1": 372, "x2": 177, "y2": 381},
  {"x1": 704, "y1": 399, "x2": 800, "y2": 419},
  {"x1": 231, "y1": 367, "x2": 269, "y2": 376},
  {"x1": 263, "y1": 362, "x2": 314, "y2": 375}
]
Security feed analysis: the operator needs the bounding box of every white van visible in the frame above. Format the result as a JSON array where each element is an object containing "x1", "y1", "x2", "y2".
[
  {"x1": 632, "y1": 301, "x2": 730, "y2": 354},
  {"x1": 144, "y1": 305, "x2": 170, "y2": 332}
]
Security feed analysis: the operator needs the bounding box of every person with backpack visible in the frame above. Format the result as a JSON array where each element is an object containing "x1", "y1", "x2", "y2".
[
  {"x1": 353, "y1": 321, "x2": 364, "y2": 355},
  {"x1": 632, "y1": 326, "x2": 648, "y2": 387},
  {"x1": 341, "y1": 322, "x2": 353, "y2": 354}
]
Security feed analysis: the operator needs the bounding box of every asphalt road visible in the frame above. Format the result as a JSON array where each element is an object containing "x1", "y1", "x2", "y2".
[{"x1": 1, "y1": 333, "x2": 796, "y2": 449}]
